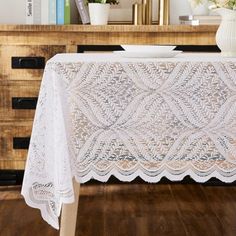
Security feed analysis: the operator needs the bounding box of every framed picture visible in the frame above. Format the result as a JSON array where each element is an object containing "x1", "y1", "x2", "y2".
[{"x1": 108, "y1": 0, "x2": 158, "y2": 24}]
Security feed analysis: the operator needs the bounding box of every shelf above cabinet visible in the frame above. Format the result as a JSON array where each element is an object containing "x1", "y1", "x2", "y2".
[{"x1": 0, "y1": 24, "x2": 218, "y2": 45}]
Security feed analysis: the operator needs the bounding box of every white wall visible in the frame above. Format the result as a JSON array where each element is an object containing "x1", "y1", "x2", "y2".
[
  {"x1": 170, "y1": 0, "x2": 192, "y2": 24},
  {"x1": 0, "y1": 0, "x2": 26, "y2": 24}
]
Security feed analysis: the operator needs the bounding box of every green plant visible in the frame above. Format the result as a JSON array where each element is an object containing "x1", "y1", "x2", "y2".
[
  {"x1": 209, "y1": 0, "x2": 236, "y2": 9},
  {"x1": 87, "y1": 0, "x2": 119, "y2": 4},
  {"x1": 189, "y1": 0, "x2": 236, "y2": 9}
]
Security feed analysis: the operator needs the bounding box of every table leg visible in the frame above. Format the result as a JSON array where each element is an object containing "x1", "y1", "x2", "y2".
[{"x1": 60, "y1": 179, "x2": 80, "y2": 236}]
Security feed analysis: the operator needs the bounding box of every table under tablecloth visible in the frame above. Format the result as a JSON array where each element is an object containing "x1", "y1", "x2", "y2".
[{"x1": 21, "y1": 53, "x2": 236, "y2": 229}]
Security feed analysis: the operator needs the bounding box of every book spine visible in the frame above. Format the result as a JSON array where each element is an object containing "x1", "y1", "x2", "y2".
[
  {"x1": 57, "y1": 0, "x2": 64, "y2": 24},
  {"x1": 26, "y1": 0, "x2": 33, "y2": 24},
  {"x1": 33, "y1": 0, "x2": 41, "y2": 24},
  {"x1": 180, "y1": 20, "x2": 199, "y2": 26},
  {"x1": 41, "y1": 0, "x2": 49, "y2": 24},
  {"x1": 49, "y1": 0, "x2": 57, "y2": 24},
  {"x1": 75, "y1": 0, "x2": 90, "y2": 24},
  {"x1": 64, "y1": 0, "x2": 70, "y2": 24},
  {"x1": 199, "y1": 22, "x2": 220, "y2": 25}
]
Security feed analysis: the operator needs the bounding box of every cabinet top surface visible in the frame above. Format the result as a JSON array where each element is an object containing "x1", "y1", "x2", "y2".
[{"x1": 0, "y1": 24, "x2": 218, "y2": 32}]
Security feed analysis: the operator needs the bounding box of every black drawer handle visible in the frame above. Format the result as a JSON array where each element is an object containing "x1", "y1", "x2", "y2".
[
  {"x1": 12, "y1": 97, "x2": 38, "y2": 110},
  {"x1": 11, "y1": 57, "x2": 45, "y2": 69},
  {"x1": 13, "y1": 137, "x2": 30, "y2": 150}
]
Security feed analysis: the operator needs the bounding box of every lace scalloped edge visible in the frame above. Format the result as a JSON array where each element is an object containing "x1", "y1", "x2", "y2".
[
  {"x1": 75, "y1": 169, "x2": 236, "y2": 184},
  {"x1": 21, "y1": 189, "x2": 75, "y2": 230},
  {"x1": 21, "y1": 169, "x2": 236, "y2": 230},
  {"x1": 21, "y1": 190, "x2": 59, "y2": 230}
]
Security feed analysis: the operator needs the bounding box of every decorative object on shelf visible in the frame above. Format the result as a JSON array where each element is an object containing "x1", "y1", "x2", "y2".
[
  {"x1": 210, "y1": 0, "x2": 236, "y2": 57},
  {"x1": 88, "y1": 0, "x2": 119, "y2": 25},
  {"x1": 108, "y1": 1, "x2": 158, "y2": 24},
  {"x1": 142, "y1": 0, "x2": 153, "y2": 24},
  {"x1": 179, "y1": 14, "x2": 221, "y2": 25},
  {"x1": 132, "y1": 3, "x2": 143, "y2": 25},
  {"x1": 179, "y1": 15, "x2": 200, "y2": 25},
  {"x1": 188, "y1": 0, "x2": 209, "y2": 15},
  {"x1": 158, "y1": 0, "x2": 170, "y2": 25},
  {"x1": 75, "y1": 0, "x2": 90, "y2": 24},
  {"x1": 132, "y1": 0, "x2": 153, "y2": 25}
]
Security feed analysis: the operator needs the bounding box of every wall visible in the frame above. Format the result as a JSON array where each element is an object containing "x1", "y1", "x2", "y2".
[
  {"x1": 0, "y1": 0, "x2": 26, "y2": 24},
  {"x1": 170, "y1": 0, "x2": 192, "y2": 24}
]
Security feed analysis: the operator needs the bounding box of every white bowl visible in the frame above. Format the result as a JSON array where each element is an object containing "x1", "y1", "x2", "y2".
[{"x1": 121, "y1": 45, "x2": 176, "y2": 53}]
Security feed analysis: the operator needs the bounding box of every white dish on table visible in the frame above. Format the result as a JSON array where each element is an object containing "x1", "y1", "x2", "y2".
[
  {"x1": 120, "y1": 45, "x2": 176, "y2": 53},
  {"x1": 113, "y1": 50, "x2": 182, "y2": 58}
]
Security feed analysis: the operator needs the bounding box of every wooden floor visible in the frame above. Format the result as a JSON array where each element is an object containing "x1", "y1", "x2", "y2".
[{"x1": 1, "y1": 181, "x2": 236, "y2": 236}]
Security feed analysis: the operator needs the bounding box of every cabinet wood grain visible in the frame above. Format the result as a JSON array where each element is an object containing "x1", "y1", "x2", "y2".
[
  {"x1": 0, "y1": 25, "x2": 218, "y2": 46},
  {"x1": 0, "y1": 45, "x2": 65, "y2": 80},
  {"x1": 0, "y1": 121, "x2": 32, "y2": 169},
  {"x1": 0, "y1": 80, "x2": 40, "y2": 121}
]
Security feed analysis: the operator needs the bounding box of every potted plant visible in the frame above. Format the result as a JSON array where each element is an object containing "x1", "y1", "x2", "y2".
[
  {"x1": 87, "y1": 0, "x2": 119, "y2": 25},
  {"x1": 209, "y1": 0, "x2": 236, "y2": 57}
]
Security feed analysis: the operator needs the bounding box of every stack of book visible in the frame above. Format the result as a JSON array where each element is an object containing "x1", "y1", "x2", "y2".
[
  {"x1": 0, "y1": 0, "x2": 89, "y2": 25},
  {"x1": 179, "y1": 15, "x2": 221, "y2": 25},
  {"x1": 25, "y1": 0, "x2": 89, "y2": 25}
]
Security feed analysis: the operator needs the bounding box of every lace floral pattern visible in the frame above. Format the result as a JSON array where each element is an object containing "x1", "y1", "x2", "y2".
[{"x1": 21, "y1": 56, "x2": 236, "y2": 229}]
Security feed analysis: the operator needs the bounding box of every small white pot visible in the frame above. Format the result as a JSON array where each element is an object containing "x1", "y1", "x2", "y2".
[
  {"x1": 189, "y1": 0, "x2": 209, "y2": 15},
  {"x1": 88, "y1": 3, "x2": 110, "y2": 25},
  {"x1": 215, "y1": 8, "x2": 236, "y2": 57}
]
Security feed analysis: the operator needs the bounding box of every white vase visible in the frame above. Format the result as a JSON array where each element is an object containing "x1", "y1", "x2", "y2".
[
  {"x1": 88, "y1": 3, "x2": 110, "y2": 25},
  {"x1": 189, "y1": 0, "x2": 209, "y2": 15},
  {"x1": 215, "y1": 8, "x2": 236, "y2": 57}
]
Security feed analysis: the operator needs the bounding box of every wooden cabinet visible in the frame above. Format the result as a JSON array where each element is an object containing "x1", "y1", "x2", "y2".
[
  {"x1": 0, "y1": 80, "x2": 40, "y2": 120},
  {"x1": 0, "y1": 24, "x2": 217, "y2": 170},
  {"x1": 0, "y1": 45, "x2": 65, "y2": 80},
  {"x1": 0, "y1": 121, "x2": 32, "y2": 169},
  {"x1": 0, "y1": 42, "x2": 66, "y2": 169}
]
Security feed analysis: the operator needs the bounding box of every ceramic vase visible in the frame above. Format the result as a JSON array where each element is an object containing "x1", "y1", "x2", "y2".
[
  {"x1": 88, "y1": 3, "x2": 110, "y2": 25},
  {"x1": 215, "y1": 8, "x2": 236, "y2": 57}
]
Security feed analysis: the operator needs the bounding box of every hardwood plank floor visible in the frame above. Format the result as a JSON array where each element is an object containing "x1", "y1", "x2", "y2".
[{"x1": 1, "y1": 182, "x2": 236, "y2": 236}]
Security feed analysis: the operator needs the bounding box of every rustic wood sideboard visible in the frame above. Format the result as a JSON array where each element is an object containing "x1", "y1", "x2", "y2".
[{"x1": 0, "y1": 24, "x2": 218, "y2": 170}]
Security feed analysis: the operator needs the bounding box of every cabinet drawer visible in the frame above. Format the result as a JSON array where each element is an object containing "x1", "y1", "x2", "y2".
[
  {"x1": 0, "y1": 80, "x2": 40, "y2": 121},
  {"x1": 0, "y1": 45, "x2": 65, "y2": 80},
  {"x1": 0, "y1": 121, "x2": 33, "y2": 169}
]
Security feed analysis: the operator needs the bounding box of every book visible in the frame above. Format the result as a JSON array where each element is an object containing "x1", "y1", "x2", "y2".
[
  {"x1": 75, "y1": 0, "x2": 90, "y2": 24},
  {"x1": 64, "y1": 0, "x2": 71, "y2": 24},
  {"x1": 63, "y1": 0, "x2": 80, "y2": 24},
  {"x1": 194, "y1": 15, "x2": 221, "y2": 25},
  {"x1": 70, "y1": 0, "x2": 80, "y2": 24},
  {"x1": 179, "y1": 15, "x2": 221, "y2": 25},
  {"x1": 49, "y1": 0, "x2": 57, "y2": 24},
  {"x1": 41, "y1": 0, "x2": 49, "y2": 24},
  {"x1": 180, "y1": 20, "x2": 200, "y2": 26},
  {"x1": 34, "y1": 0, "x2": 42, "y2": 24},
  {"x1": 26, "y1": 0, "x2": 33, "y2": 24},
  {"x1": 57, "y1": 0, "x2": 65, "y2": 24},
  {"x1": 26, "y1": 0, "x2": 41, "y2": 24},
  {"x1": 0, "y1": 0, "x2": 78, "y2": 25}
]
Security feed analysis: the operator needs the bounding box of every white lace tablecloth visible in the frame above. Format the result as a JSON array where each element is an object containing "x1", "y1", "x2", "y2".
[{"x1": 21, "y1": 53, "x2": 236, "y2": 229}]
